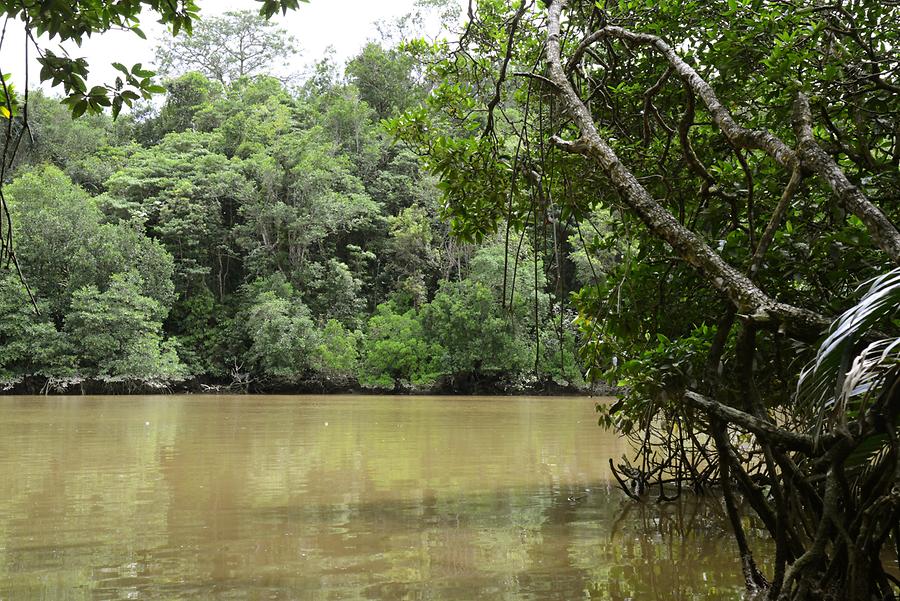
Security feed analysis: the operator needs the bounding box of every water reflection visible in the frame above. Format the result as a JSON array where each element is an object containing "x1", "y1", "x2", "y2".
[{"x1": 0, "y1": 395, "x2": 767, "y2": 600}]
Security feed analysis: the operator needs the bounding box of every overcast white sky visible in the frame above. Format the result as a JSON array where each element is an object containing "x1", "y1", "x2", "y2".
[{"x1": 1, "y1": 1, "x2": 452, "y2": 94}]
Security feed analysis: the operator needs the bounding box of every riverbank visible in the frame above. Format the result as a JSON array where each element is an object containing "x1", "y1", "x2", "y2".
[{"x1": 1, "y1": 374, "x2": 621, "y2": 397}]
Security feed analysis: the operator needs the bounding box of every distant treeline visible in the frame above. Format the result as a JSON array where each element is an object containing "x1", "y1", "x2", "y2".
[{"x1": 0, "y1": 44, "x2": 592, "y2": 394}]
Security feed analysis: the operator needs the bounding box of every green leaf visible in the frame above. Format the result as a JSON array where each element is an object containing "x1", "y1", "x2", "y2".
[
  {"x1": 70, "y1": 100, "x2": 88, "y2": 119},
  {"x1": 111, "y1": 95, "x2": 124, "y2": 119}
]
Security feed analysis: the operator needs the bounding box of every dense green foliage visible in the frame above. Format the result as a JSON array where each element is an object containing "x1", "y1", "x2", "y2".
[
  {"x1": 0, "y1": 19, "x2": 583, "y2": 391},
  {"x1": 398, "y1": 0, "x2": 899, "y2": 598},
  {"x1": 0, "y1": 0, "x2": 897, "y2": 596},
  {"x1": 0, "y1": 0, "x2": 312, "y2": 304}
]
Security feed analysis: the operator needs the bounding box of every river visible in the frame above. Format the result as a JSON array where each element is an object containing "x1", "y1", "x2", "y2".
[{"x1": 0, "y1": 395, "x2": 768, "y2": 600}]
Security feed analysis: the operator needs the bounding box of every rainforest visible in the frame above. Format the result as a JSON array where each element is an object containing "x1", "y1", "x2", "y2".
[{"x1": 0, "y1": 0, "x2": 898, "y2": 599}]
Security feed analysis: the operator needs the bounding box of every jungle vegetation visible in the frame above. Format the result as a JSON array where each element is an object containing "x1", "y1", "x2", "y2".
[
  {"x1": 0, "y1": 6, "x2": 583, "y2": 393},
  {"x1": 390, "y1": 0, "x2": 900, "y2": 599},
  {"x1": 0, "y1": 0, "x2": 899, "y2": 599}
]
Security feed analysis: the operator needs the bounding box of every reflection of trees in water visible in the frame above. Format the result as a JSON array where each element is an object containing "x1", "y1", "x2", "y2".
[
  {"x1": 375, "y1": 483, "x2": 774, "y2": 601},
  {"x1": 569, "y1": 493, "x2": 772, "y2": 601},
  {"x1": 313, "y1": 484, "x2": 766, "y2": 601},
  {"x1": 0, "y1": 397, "x2": 772, "y2": 600}
]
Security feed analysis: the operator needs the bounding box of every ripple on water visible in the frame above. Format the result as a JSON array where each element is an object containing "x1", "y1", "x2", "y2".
[{"x1": 0, "y1": 395, "x2": 764, "y2": 600}]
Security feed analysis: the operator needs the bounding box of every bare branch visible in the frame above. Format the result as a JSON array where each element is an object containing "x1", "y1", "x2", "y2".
[
  {"x1": 567, "y1": 26, "x2": 799, "y2": 168},
  {"x1": 684, "y1": 391, "x2": 820, "y2": 454},
  {"x1": 483, "y1": 0, "x2": 530, "y2": 139},
  {"x1": 678, "y1": 82, "x2": 715, "y2": 187},
  {"x1": 642, "y1": 66, "x2": 673, "y2": 144},
  {"x1": 512, "y1": 71, "x2": 559, "y2": 90},
  {"x1": 792, "y1": 93, "x2": 900, "y2": 264},
  {"x1": 568, "y1": 24, "x2": 900, "y2": 264},
  {"x1": 749, "y1": 168, "x2": 803, "y2": 278}
]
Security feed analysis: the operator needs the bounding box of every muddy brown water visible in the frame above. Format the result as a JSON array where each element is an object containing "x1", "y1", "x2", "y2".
[{"x1": 0, "y1": 395, "x2": 768, "y2": 600}]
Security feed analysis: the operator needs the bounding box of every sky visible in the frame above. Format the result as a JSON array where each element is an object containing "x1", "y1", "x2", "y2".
[{"x1": 0, "y1": 0, "x2": 450, "y2": 95}]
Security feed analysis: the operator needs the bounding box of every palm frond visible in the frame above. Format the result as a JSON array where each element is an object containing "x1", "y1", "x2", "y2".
[{"x1": 797, "y1": 267, "x2": 900, "y2": 436}]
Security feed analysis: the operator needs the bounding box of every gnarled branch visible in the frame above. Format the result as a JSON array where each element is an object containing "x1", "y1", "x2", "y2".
[
  {"x1": 567, "y1": 25, "x2": 900, "y2": 264},
  {"x1": 792, "y1": 93, "x2": 900, "y2": 263},
  {"x1": 683, "y1": 390, "x2": 821, "y2": 454},
  {"x1": 545, "y1": 1, "x2": 830, "y2": 342}
]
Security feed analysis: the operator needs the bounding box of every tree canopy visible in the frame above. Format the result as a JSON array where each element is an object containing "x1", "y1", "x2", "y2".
[
  {"x1": 0, "y1": 22, "x2": 584, "y2": 394},
  {"x1": 155, "y1": 10, "x2": 299, "y2": 86},
  {"x1": 0, "y1": 0, "x2": 308, "y2": 288}
]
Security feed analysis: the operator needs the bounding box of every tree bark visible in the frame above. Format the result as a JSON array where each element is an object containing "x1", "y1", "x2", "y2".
[
  {"x1": 566, "y1": 25, "x2": 900, "y2": 265},
  {"x1": 792, "y1": 94, "x2": 900, "y2": 264}
]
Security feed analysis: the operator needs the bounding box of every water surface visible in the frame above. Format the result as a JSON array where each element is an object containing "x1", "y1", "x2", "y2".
[{"x1": 0, "y1": 395, "x2": 764, "y2": 600}]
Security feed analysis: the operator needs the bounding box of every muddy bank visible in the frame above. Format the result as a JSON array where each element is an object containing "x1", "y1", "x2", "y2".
[{"x1": 2, "y1": 374, "x2": 621, "y2": 397}]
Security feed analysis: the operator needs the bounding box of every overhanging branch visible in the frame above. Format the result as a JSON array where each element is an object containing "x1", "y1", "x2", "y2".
[
  {"x1": 566, "y1": 24, "x2": 900, "y2": 265},
  {"x1": 544, "y1": 1, "x2": 830, "y2": 342},
  {"x1": 793, "y1": 94, "x2": 900, "y2": 263},
  {"x1": 684, "y1": 390, "x2": 820, "y2": 454},
  {"x1": 566, "y1": 26, "x2": 798, "y2": 168}
]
